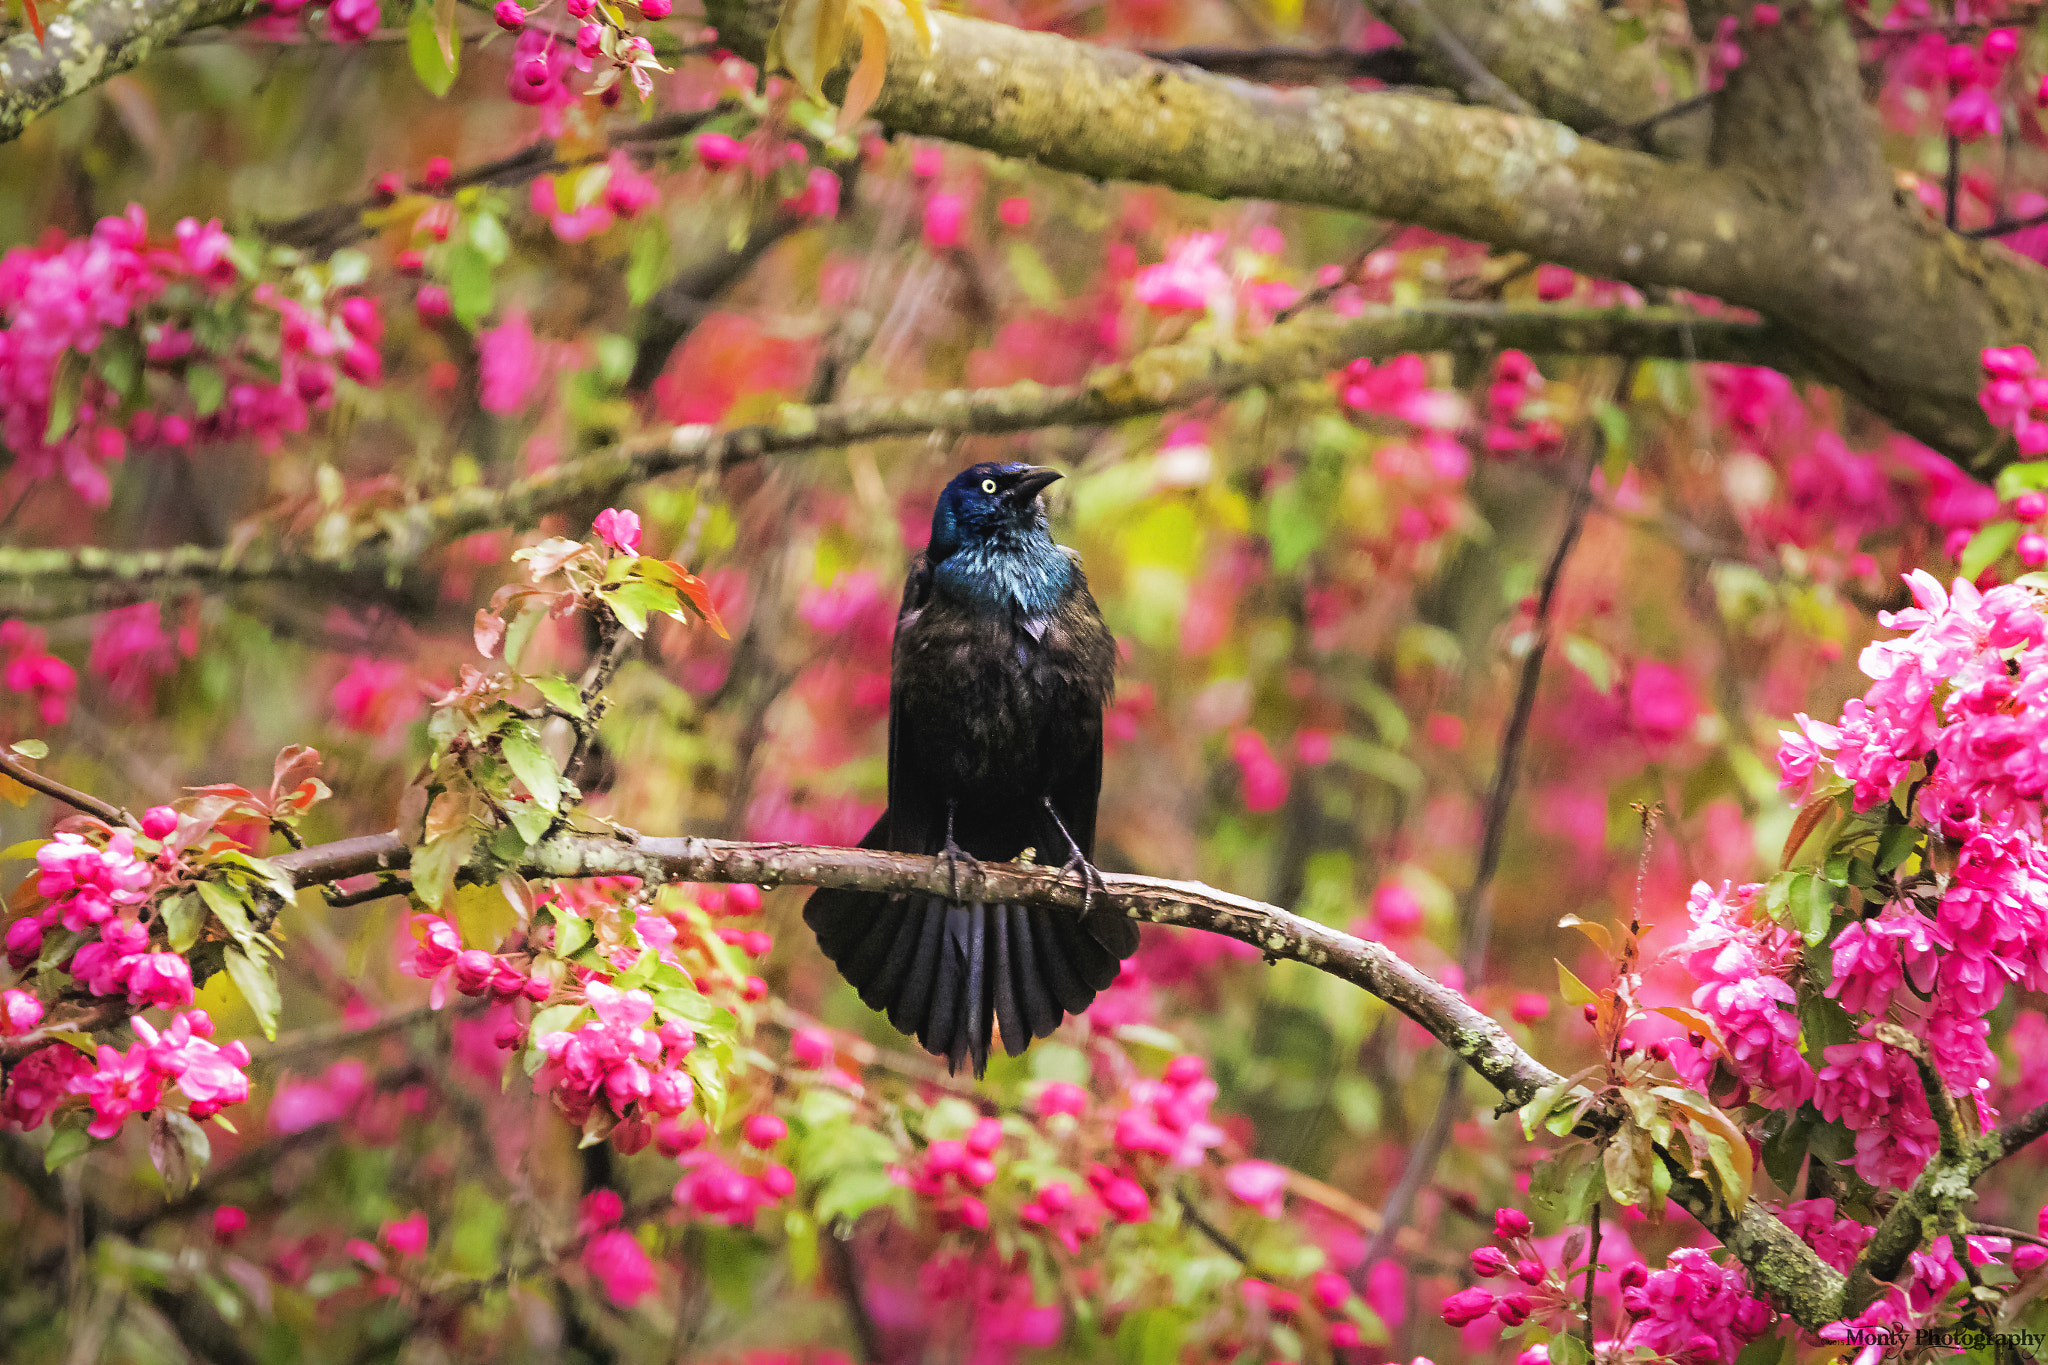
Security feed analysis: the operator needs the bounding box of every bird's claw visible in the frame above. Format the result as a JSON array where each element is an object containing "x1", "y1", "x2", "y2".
[
  {"x1": 938, "y1": 839, "x2": 983, "y2": 899},
  {"x1": 1057, "y1": 850, "x2": 1109, "y2": 919}
]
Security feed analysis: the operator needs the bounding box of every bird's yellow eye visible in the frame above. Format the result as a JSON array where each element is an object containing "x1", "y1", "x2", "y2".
[{"x1": 981, "y1": 478, "x2": 998, "y2": 494}]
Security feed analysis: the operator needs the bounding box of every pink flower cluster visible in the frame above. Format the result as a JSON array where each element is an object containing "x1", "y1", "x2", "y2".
[
  {"x1": 1018, "y1": 1177, "x2": 1104, "y2": 1252},
  {"x1": 1482, "y1": 351, "x2": 1563, "y2": 457},
  {"x1": 533, "y1": 982, "x2": 697, "y2": 1134},
  {"x1": 1667, "y1": 880, "x2": 1814, "y2": 1108},
  {"x1": 674, "y1": 1150, "x2": 794, "y2": 1224},
  {"x1": 1618, "y1": 1248, "x2": 1772, "y2": 1364},
  {"x1": 1337, "y1": 354, "x2": 1468, "y2": 431},
  {"x1": 1134, "y1": 233, "x2": 1233, "y2": 314},
  {"x1": 1228, "y1": 730, "x2": 1289, "y2": 813},
  {"x1": 88, "y1": 602, "x2": 194, "y2": 705},
  {"x1": 1770, "y1": 571, "x2": 2048, "y2": 1182},
  {"x1": 904, "y1": 1117, "x2": 1005, "y2": 1232},
  {"x1": 0, "y1": 1009, "x2": 248, "y2": 1137},
  {"x1": 1112, "y1": 1054, "x2": 1226, "y2": 1167},
  {"x1": 68, "y1": 914, "x2": 193, "y2": 1009},
  {"x1": 579, "y1": 1193, "x2": 658, "y2": 1305},
  {"x1": 0, "y1": 207, "x2": 381, "y2": 505},
  {"x1": 1935, "y1": 29, "x2": 2024, "y2": 142},
  {"x1": 1814, "y1": 1032, "x2": 1947, "y2": 1190},
  {"x1": 1982, "y1": 345, "x2": 2048, "y2": 456},
  {"x1": 2, "y1": 620, "x2": 78, "y2": 725},
  {"x1": 531, "y1": 153, "x2": 661, "y2": 242},
  {"x1": 397, "y1": 914, "x2": 548, "y2": 1010},
  {"x1": 6, "y1": 828, "x2": 161, "y2": 975}
]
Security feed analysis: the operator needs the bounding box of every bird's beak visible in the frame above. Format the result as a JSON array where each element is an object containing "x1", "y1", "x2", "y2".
[{"x1": 1013, "y1": 466, "x2": 1064, "y2": 501}]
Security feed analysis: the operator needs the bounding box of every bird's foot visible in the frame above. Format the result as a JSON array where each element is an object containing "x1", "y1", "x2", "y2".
[
  {"x1": 1056, "y1": 849, "x2": 1110, "y2": 920},
  {"x1": 937, "y1": 838, "x2": 983, "y2": 900}
]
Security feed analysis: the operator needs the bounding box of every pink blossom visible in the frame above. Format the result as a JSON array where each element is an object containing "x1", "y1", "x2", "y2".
[
  {"x1": 1222, "y1": 1159, "x2": 1288, "y2": 1217},
  {"x1": 1510, "y1": 992, "x2": 1549, "y2": 1024},
  {"x1": 997, "y1": 197, "x2": 1031, "y2": 228},
  {"x1": 1034, "y1": 1081, "x2": 1088, "y2": 1116},
  {"x1": 78, "y1": 1041, "x2": 165, "y2": 1138},
  {"x1": 1, "y1": 987, "x2": 42, "y2": 1034},
  {"x1": 742, "y1": 1113, "x2": 787, "y2": 1149},
  {"x1": 593, "y1": 508, "x2": 642, "y2": 556},
  {"x1": 1229, "y1": 730, "x2": 1289, "y2": 813},
  {"x1": 1627, "y1": 661, "x2": 1697, "y2": 747},
  {"x1": 331, "y1": 656, "x2": 418, "y2": 735},
  {"x1": 601, "y1": 152, "x2": 659, "y2": 219},
  {"x1": 269, "y1": 1058, "x2": 370, "y2": 1134},
  {"x1": 696, "y1": 133, "x2": 746, "y2": 169},
  {"x1": 326, "y1": 0, "x2": 379, "y2": 41},
  {"x1": 0, "y1": 1043, "x2": 93, "y2": 1131},
  {"x1": 213, "y1": 1206, "x2": 248, "y2": 1243},
  {"x1": 478, "y1": 309, "x2": 544, "y2": 415},
  {"x1": 923, "y1": 193, "x2": 965, "y2": 251},
  {"x1": 1619, "y1": 1248, "x2": 1770, "y2": 1364},
  {"x1": 1945, "y1": 86, "x2": 2002, "y2": 141},
  {"x1": 382, "y1": 1211, "x2": 429, "y2": 1257},
  {"x1": 1134, "y1": 233, "x2": 1231, "y2": 314},
  {"x1": 583, "y1": 1227, "x2": 658, "y2": 1304},
  {"x1": 88, "y1": 602, "x2": 191, "y2": 703},
  {"x1": 134, "y1": 1011, "x2": 250, "y2": 1119},
  {"x1": 1815, "y1": 1034, "x2": 1944, "y2": 1188}
]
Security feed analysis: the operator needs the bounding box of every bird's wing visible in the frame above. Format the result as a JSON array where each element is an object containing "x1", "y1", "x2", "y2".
[{"x1": 884, "y1": 553, "x2": 941, "y2": 855}]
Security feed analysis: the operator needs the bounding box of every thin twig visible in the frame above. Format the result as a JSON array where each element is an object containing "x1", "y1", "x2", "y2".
[
  {"x1": 1352, "y1": 360, "x2": 1626, "y2": 1284},
  {"x1": 1582, "y1": 1198, "x2": 1603, "y2": 1351},
  {"x1": 0, "y1": 751, "x2": 134, "y2": 827}
]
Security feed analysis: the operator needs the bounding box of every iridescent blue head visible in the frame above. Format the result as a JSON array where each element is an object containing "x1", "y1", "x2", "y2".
[{"x1": 927, "y1": 462, "x2": 1071, "y2": 616}]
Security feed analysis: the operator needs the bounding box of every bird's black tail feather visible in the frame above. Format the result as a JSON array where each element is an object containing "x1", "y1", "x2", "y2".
[{"x1": 803, "y1": 887, "x2": 1128, "y2": 1077}]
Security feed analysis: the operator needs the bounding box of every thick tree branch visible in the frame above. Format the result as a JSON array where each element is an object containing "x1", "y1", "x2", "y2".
[
  {"x1": 701, "y1": 0, "x2": 2048, "y2": 472},
  {"x1": 0, "y1": 750, "x2": 134, "y2": 826},
  {"x1": 1143, "y1": 43, "x2": 1421, "y2": 86},
  {"x1": 0, "y1": 303, "x2": 1777, "y2": 616},
  {"x1": 0, "y1": 0, "x2": 250, "y2": 143}
]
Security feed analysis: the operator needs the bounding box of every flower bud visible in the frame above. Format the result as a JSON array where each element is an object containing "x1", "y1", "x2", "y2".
[
  {"x1": 493, "y1": 0, "x2": 525, "y2": 27},
  {"x1": 1493, "y1": 1208, "x2": 1532, "y2": 1239}
]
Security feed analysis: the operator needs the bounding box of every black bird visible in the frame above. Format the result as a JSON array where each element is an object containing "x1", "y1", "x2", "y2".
[{"x1": 804, "y1": 461, "x2": 1139, "y2": 1076}]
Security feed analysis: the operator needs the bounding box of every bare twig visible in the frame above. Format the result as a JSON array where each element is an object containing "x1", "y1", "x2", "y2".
[
  {"x1": 1353, "y1": 363, "x2": 1620, "y2": 1282},
  {"x1": 0, "y1": 750, "x2": 136, "y2": 827}
]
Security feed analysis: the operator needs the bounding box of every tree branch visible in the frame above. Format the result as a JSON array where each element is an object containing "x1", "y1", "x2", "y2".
[
  {"x1": 0, "y1": 750, "x2": 134, "y2": 827},
  {"x1": 699, "y1": 0, "x2": 2048, "y2": 472},
  {"x1": 0, "y1": 0, "x2": 250, "y2": 144},
  {"x1": 0, "y1": 303, "x2": 1778, "y2": 616}
]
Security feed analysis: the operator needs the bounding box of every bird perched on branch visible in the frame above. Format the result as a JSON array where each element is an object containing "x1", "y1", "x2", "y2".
[{"x1": 804, "y1": 462, "x2": 1138, "y2": 1076}]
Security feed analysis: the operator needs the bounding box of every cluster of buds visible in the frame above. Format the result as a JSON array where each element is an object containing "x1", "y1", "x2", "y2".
[
  {"x1": 904, "y1": 1117, "x2": 1005, "y2": 1232},
  {"x1": 1482, "y1": 351, "x2": 1564, "y2": 458},
  {"x1": 398, "y1": 914, "x2": 549, "y2": 1010},
  {"x1": 673, "y1": 1118, "x2": 795, "y2": 1225},
  {"x1": 1440, "y1": 1209, "x2": 1563, "y2": 1330}
]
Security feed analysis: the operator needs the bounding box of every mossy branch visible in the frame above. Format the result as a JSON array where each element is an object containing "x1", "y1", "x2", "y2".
[
  {"x1": 0, "y1": 0, "x2": 251, "y2": 143},
  {"x1": 0, "y1": 303, "x2": 1778, "y2": 617}
]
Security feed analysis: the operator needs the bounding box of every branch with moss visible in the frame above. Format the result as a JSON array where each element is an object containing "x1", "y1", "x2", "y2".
[
  {"x1": 0, "y1": 0, "x2": 251, "y2": 143},
  {"x1": 0, "y1": 302, "x2": 1779, "y2": 618},
  {"x1": 702, "y1": 0, "x2": 2048, "y2": 473}
]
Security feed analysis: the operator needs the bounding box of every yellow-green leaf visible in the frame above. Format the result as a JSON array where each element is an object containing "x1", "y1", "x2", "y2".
[
  {"x1": 838, "y1": 4, "x2": 889, "y2": 130},
  {"x1": 224, "y1": 947, "x2": 281, "y2": 1041}
]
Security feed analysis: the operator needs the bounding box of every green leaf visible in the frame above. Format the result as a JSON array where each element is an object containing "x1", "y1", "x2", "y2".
[
  {"x1": 43, "y1": 1120, "x2": 92, "y2": 1172},
  {"x1": 1115, "y1": 1308, "x2": 1186, "y2": 1365},
  {"x1": 43, "y1": 350, "x2": 82, "y2": 443},
  {"x1": 1593, "y1": 397, "x2": 1632, "y2": 483},
  {"x1": 626, "y1": 218, "x2": 670, "y2": 307},
  {"x1": 223, "y1": 947, "x2": 281, "y2": 1041},
  {"x1": 407, "y1": 0, "x2": 460, "y2": 97},
  {"x1": 530, "y1": 675, "x2": 586, "y2": 718},
  {"x1": 499, "y1": 728, "x2": 563, "y2": 813},
  {"x1": 1562, "y1": 634, "x2": 1615, "y2": 693},
  {"x1": 1877, "y1": 820, "x2": 1919, "y2": 873},
  {"x1": 469, "y1": 211, "x2": 510, "y2": 265},
  {"x1": 9, "y1": 739, "x2": 48, "y2": 760},
  {"x1": 814, "y1": 1169, "x2": 906, "y2": 1226},
  {"x1": 1961, "y1": 519, "x2": 2021, "y2": 581},
  {"x1": 549, "y1": 908, "x2": 592, "y2": 959},
  {"x1": 1790, "y1": 871, "x2": 1834, "y2": 945},
  {"x1": 186, "y1": 362, "x2": 226, "y2": 417},
  {"x1": 195, "y1": 880, "x2": 255, "y2": 948},
  {"x1": 1996, "y1": 460, "x2": 2048, "y2": 500},
  {"x1": 1005, "y1": 240, "x2": 1059, "y2": 305},
  {"x1": 161, "y1": 892, "x2": 206, "y2": 954},
  {"x1": 529, "y1": 1002, "x2": 585, "y2": 1039},
  {"x1": 686, "y1": 1047, "x2": 727, "y2": 1127},
  {"x1": 411, "y1": 828, "x2": 476, "y2": 910},
  {"x1": 1556, "y1": 961, "x2": 1598, "y2": 1006},
  {"x1": 0, "y1": 836, "x2": 48, "y2": 861},
  {"x1": 1760, "y1": 1105, "x2": 1812, "y2": 1193},
  {"x1": 446, "y1": 243, "x2": 494, "y2": 330}
]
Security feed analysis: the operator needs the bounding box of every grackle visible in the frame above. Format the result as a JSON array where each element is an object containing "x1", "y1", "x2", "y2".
[{"x1": 804, "y1": 462, "x2": 1139, "y2": 1076}]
